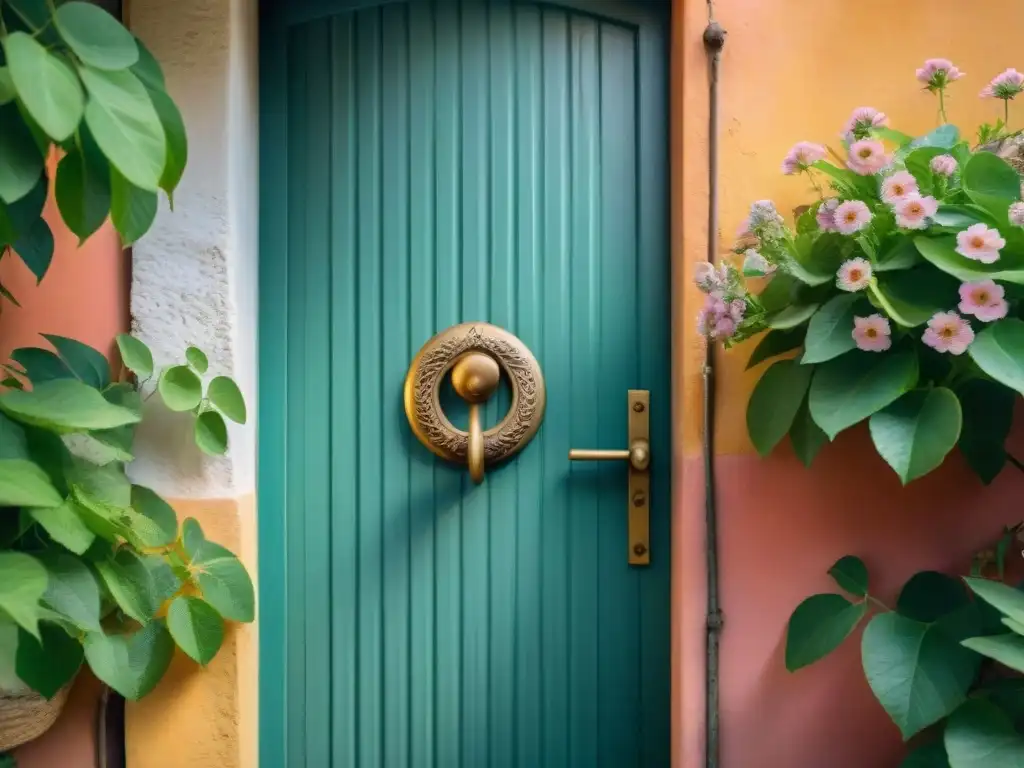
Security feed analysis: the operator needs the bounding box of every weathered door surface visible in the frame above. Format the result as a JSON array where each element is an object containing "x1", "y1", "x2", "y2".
[{"x1": 259, "y1": 1, "x2": 670, "y2": 765}]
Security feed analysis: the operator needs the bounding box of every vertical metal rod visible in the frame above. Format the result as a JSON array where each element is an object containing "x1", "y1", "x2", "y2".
[{"x1": 701, "y1": 17, "x2": 726, "y2": 768}]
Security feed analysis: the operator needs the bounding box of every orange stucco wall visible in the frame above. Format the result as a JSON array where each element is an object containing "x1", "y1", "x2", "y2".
[
  {"x1": 672, "y1": 1, "x2": 1024, "y2": 766},
  {"x1": 1, "y1": 161, "x2": 128, "y2": 766}
]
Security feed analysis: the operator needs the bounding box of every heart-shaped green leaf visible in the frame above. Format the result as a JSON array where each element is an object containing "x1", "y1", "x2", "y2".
[
  {"x1": 785, "y1": 593, "x2": 867, "y2": 671},
  {"x1": 861, "y1": 612, "x2": 979, "y2": 739},
  {"x1": 159, "y1": 365, "x2": 202, "y2": 412},
  {"x1": 15, "y1": 623, "x2": 82, "y2": 699},
  {"x1": 185, "y1": 347, "x2": 208, "y2": 374},
  {"x1": 898, "y1": 572, "x2": 969, "y2": 623},
  {"x1": 969, "y1": 319, "x2": 1024, "y2": 395},
  {"x1": 801, "y1": 293, "x2": 859, "y2": 364},
  {"x1": 828, "y1": 555, "x2": 868, "y2": 597},
  {"x1": 54, "y1": 2, "x2": 139, "y2": 71},
  {"x1": 115, "y1": 333, "x2": 153, "y2": 379},
  {"x1": 869, "y1": 388, "x2": 961, "y2": 484},
  {"x1": 166, "y1": 596, "x2": 224, "y2": 665},
  {"x1": 0, "y1": 552, "x2": 47, "y2": 638},
  {"x1": 79, "y1": 66, "x2": 166, "y2": 191},
  {"x1": 963, "y1": 152, "x2": 1022, "y2": 216},
  {"x1": 189, "y1": 539, "x2": 254, "y2": 623},
  {"x1": 746, "y1": 359, "x2": 813, "y2": 457},
  {"x1": 194, "y1": 410, "x2": 228, "y2": 456},
  {"x1": 207, "y1": 376, "x2": 246, "y2": 424},
  {"x1": 83, "y1": 621, "x2": 174, "y2": 700},
  {"x1": 809, "y1": 348, "x2": 919, "y2": 439},
  {"x1": 55, "y1": 135, "x2": 112, "y2": 244},
  {"x1": 0, "y1": 379, "x2": 141, "y2": 433},
  {"x1": 944, "y1": 699, "x2": 1024, "y2": 768}
]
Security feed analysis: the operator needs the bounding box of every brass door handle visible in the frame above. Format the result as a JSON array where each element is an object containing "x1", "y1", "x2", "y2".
[
  {"x1": 451, "y1": 352, "x2": 500, "y2": 483},
  {"x1": 567, "y1": 390, "x2": 651, "y2": 566}
]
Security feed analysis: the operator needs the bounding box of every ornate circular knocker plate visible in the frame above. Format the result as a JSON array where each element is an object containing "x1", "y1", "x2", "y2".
[{"x1": 403, "y1": 323, "x2": 546, "y2": 480}]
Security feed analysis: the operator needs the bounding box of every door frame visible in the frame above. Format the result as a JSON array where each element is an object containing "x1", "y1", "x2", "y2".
[{"x1": 256, "y1": 1, "x2": 683, "y2": 765}]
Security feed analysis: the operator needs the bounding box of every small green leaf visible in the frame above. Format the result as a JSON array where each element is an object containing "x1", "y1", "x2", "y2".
[
  {"x1": 29, "y1": 502, "x2": 95, "y2": 555},
  {"x1": 785, "y1": 593, "x2": 867, "y2": 672},
  {"x1": 910, "y1": 125, "x2": 960, "y2": 150},
  {"x1": 11, "y1": 346, "x2": 73, "y2": 383},
  {"x1": 13, "y1": 218, "x2": 54, "y2": 283},
  {"x1": 898, "y1": 572, "x2": 968, "y2": 623},
  {"x1": 768, "y1": 303, "x2": 819, "y2": 330},
  {"x1": 915, "y1": 236, "x2": 1024, "y2": 284},
  {"x1": 961, "y1": 634, "x2": 1024, "y2": 674},
  {"x1": 964, "y1": 577, "x2": 1024, "y2": 627},
  {"x1": 801, "y1": 293, "x2": 859, "y2": 364},
  {"x1": 789, "y1": 398, "x2": 827, "y2": 467},
  {"x1": 957, "y1": 380, "x2": 1014, "y2": 484},
  {"x1": 148, "y1": 87, "x2": 187, "y2": 199},
  {"x1": 868, "y1": 388, "x2": 961, "y2": 484},
  {"x1": 54, "y1": 2, "x2": 139, "y2": 71},
  {"x1": 745, "y1": 327, "x2": 804, "y2": 369},
  {"x1": 37, "y1": 552, "x2": 101, "y2": 632},
  {"x1": 130, "y1": 485, "x2": 178, "y2": 547},
  {"x1": 181, "y1": 517, "x2": 205, "y2": 556},
  {"x1": 0, "y1": 459, "x2": 63, "y2": 507},
  {"x1": 0, "y1": 379, "x2": 142, "y2": 433},
  {"x1": 207, "y1": 376, "x2": 246, "y2": 424},
  {"x1": 159, "y1": 365, "x2": 202, "y2": 412},
  {"x1": 185, "y1": 347, "x2": 208, "y2": 374},
  {"x1": 79, "y1": 66, "x2": 166, "y2": 191},
  {"x1": 15, "y1": 623, "x2": 82, "y2": 699},
  {"x1": 3, "y1": 32, "x2": 84, "y2": 141},
  {"x1": 110, "y1": 166, "x2": 157, "y2": 246},
  {"x1": 809, "y1": 348, "x2": 919, "y2": 439},
  {"x1": 95, "y1": 550, "x2": 156, "y2": 624},
  {"x1": 746, "y1": 359, "x2": 813, "y2": 457},
  {"x1": 0, "y1": 552, "x2": 47, "y2": 638},
  {"x1": 828, "y1": 555, "x2": 868, "y2": 597},
  {"x1": 931, "y1": 205, "x2": 995, "y2": 229},
  {"x1": 944, "y1": 699, "x2": 1024, "y2": 768},
  {"x1": 115, "y1": 333, "x2": 154, "y2": 379},
  {"x1": 969, "y1": 319, "x2": 1024, "y2": 395},
  {"x1": 189, "y1": 539, "x2": 254, "y2": 622},
  {"x1": 166, "y1": 596, "x2": 224, "y2": 666},
  {"x1": 55, "y1": 136, "x2": 112, "y2": 243},
  {"x1": 0, "y1": 104, "x2": 43, "y2": 204},
  {"x1": 194, "y1": 410, "x2": 228, "y2": 456},
  {"x1": 869, "y1": 268, "x2": 960, "y2": 328},
  {"x1": 861, "y1": 612, "x2": 979, "y2": 739},
  {"x1": 83, "y1": 621, "x2": 174, "y2": 700},
  {"x1": 962, "y1": 151, "x2": 1022, "y2": 216},
  {"x1": 43, "y1": 334, "x2": 110, "y2": 389}
]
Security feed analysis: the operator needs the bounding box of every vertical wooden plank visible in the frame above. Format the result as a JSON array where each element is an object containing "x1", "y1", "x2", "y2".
[
  {"x1": 380, "y1": 5, "x2": 412, "y2": 766},
  {"x1": 540, "y1": 7, "x2": 571, "y2": 765},
  {"x1": 407, "y1": 3, "x2": 437, "y2": 766},
  {"x1": 566, "y1": 14, "x2": 600, "y2": 767},
  {"x1": 596, "y1": 19, "x2": 641, "y2": 767},
  {"x1": 511, "y1": 6, "x2": 544, "y2": 766},
  {"x1": 485, "y1": 2, "x2": 517, "y2": 766},
  {"x1": 284, "y1": 25, "x2": 309, "y2": 768},
  {"x1": 330, "y1": 12, "x2": 359, "y2": 768},
  {"x1": 355, "y1": 8, "x2": 385, "y2": 767},
  {"x1": 432, "y1": 1, "x2": 463, "y2": 765}
]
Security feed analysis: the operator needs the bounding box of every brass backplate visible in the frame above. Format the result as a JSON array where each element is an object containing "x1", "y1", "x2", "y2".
[{"x1": 628, "y1": 390, "x2": 650, "y2": 566}]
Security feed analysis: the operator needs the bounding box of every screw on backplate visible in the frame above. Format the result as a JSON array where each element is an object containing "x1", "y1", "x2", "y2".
[
  {"x1": 633, "y1": 543, "x2": 648, "y2": 557},
  {"x1": 633, "y1": 402, "x2": 645, "y2": 413},
  {"x1": 632, "y1": 491, "x2": 646, "y2": 507}
]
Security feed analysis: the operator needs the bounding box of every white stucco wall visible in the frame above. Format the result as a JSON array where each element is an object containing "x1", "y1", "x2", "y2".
[{"x1": 129, "y1": 0, "x2": 259, "y2": 500}]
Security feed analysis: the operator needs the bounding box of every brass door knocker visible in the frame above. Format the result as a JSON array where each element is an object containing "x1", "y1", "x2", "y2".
[{"x1": 403, "y1": 323, "x2": 546, "y2": 483}]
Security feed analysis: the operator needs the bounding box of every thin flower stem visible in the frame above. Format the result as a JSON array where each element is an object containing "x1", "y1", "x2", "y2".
[
  {"x1": 938, "y1": 88, "x2": 948, "y2": 125},
  {"x1": 1007, "y1": 452, "x2": 1024, "y2": 474},
  {"x1": 1005, "y1": 98, "x2": 1011, "y2": 131}
]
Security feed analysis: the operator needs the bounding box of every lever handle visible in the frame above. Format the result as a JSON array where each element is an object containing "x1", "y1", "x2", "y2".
[{"x1": 569, "y1": 439, "x2": 650, "y2": 471}]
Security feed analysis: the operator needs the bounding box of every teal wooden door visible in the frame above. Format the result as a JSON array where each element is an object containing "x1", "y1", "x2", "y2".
[{"x1": 259, "y1": 1, "x2": 670, "y2": 765}]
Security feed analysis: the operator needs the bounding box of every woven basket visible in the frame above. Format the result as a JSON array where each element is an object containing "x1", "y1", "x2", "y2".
[{"x1": 0, "y1": 686, "x2": 71, "y2": 752}]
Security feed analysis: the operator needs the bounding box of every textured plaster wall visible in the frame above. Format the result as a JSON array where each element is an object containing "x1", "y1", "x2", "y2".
[
  {"x1": 127, "y1": 0, "x2": 259, "y2": 767},
  {"x1": 672, "y1": 1, "x2": 1024, "y2": 766}
]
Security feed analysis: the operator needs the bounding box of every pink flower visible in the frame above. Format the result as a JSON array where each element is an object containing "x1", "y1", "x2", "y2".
[
  {"x1": 846, "y1": 139, "x2": 889, "y2": 176},
  {"x1": 694, "y1": 261, "x2": 731, "y2": 296},
  {"x1": 853, "y1": 314, "x2": 892, "y2": 352},
  {"x1": 833, "y1": 200, "x2": 873, "y2": 235},
  {"x1": 742, "y1": 248, "x2": 775, "y2": 276},
  {"x1": 881, "y1": 171, "x2": 919, "y2": 203},
  {"x1": 816, "y1": 198, "x2": 840, "y2": 231},
  {"x1": 930, "y1": 154, "x2": 958, "y2": 176},
  {"x1": 894, "y1": 195, "x2": 939, "y2": 230},
  {"x1": 842, "y1": 107, "x2": 888, "y2": 141},
  {"x1": 922, "y1": 311, "x2": 975, "y2": 355},
  {"x1": 958, "y1": 279, "x2": 1009, "y2": 322},
  {"x1": 697, "y1": 296, "x2": 738, "y2": 339},
  {"x1": 836, "y1": 257, "x2": 873, "y2": 292},
  {"x1": 1009, "y1": 202, "x2": 1024, "y2": 227},
  {"x1": 781, "y1": 141, "x2": 827, "y2": 175},
  {"x1": 916, "y1": 58, "x2": 965, "y2": 89},
  {"x1": 981, "y1": 68, "x2": 1024, "y2": 99},
  {"x1": 956, "y1": 223, "x2": 1006, "y2": 264}
]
